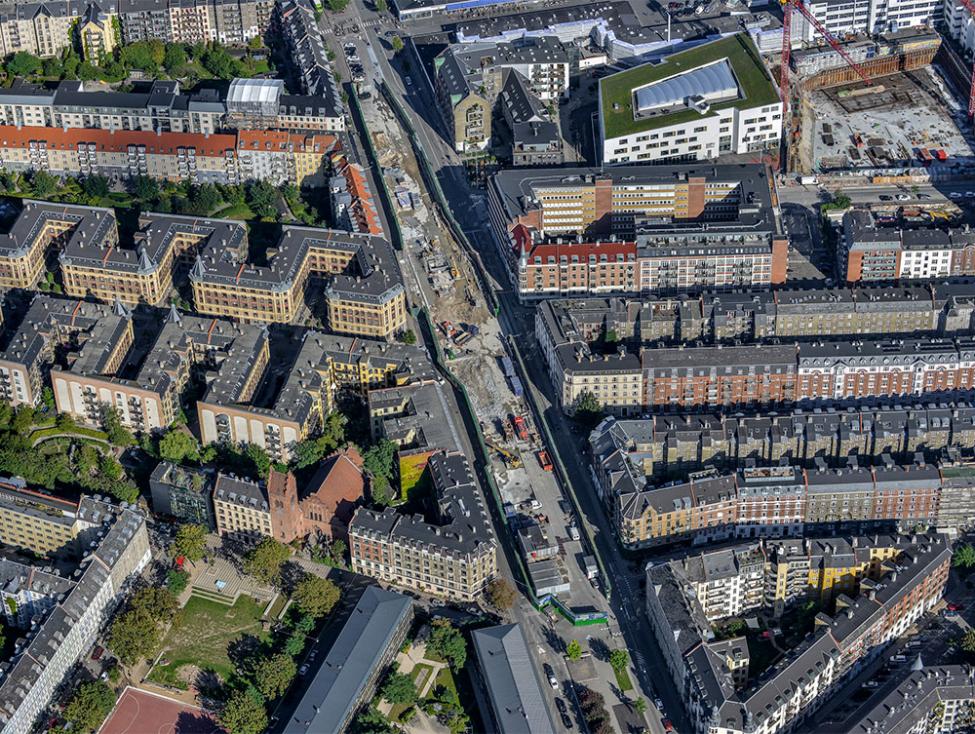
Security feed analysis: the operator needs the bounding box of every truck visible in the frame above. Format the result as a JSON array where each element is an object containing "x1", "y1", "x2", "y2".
[
  {"x1": 512, "y1": 415, "x2": 529, "y2": 442},
  {"x1": 797, "y1": 174, "x2": 818, "y2": 185},
  {"x1": 537, "y1": 450, "x2": 553, "y2": 471}
]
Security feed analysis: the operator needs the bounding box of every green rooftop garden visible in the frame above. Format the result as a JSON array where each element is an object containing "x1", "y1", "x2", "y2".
[{"x1": 599, "y1": 33, "x2": 780, "y2": 140}]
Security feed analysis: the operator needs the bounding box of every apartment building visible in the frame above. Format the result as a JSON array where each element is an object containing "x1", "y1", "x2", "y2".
[
  {"x1": 596, "y1": 456, "x2": 965, "y2": 549},
  {"x1": 0, "y1": 478, "x2": 103, "y2": 556},
  {"x1": 488, "y1": 163, "x2": 787, "y2": 302},
  {"x1": 116, "y1": 0, "x2": 272, "y2": 45},
  {"x1": 0, "y1": 0, "x2": 86, "y2": 59},
  {"x1": 149, "y1": 461, "x2": 216, "y2": 528},
  {"x1": 212, "y1": 473, "x2": 273, "y2": 540},
  {"x1": 793, "y1": 0, "x2": 940, "y2": 44},
  {"x1": 190, "y1": 226, "x2": 406, "y2": 334},
  {"x1": 0, "y1": 503, "x2": 150, "y2": 734},
  {"x1": 536, "y1": 280, "x2": 975, "y2": 352},
  {"x1": 78, "y1": 3, "x2": 116, "y2": 61},
  {"x1": 0, "y1": 560, "x2": 76, "y2": 628},
  {"x1": 0, "y1": 124, "x2": 338, "y2": 188},
  {"x1": 598, "y1": 34, "x2": 781, "y2": 164},
  {"x1": 589, "y1": 401, "x2": 975, "y2": 481},
  {"x1": 646, "y1": 535, "x2": 950, "y2": 734},
  {"x1": 196, "y1": 331, "x2": 433, "y2": 459},
  {"x1": 285, "y1": 587, "x2": 412, "y2": 734},
  {"x1": 548, "y1": 334, "x2": 975, "y2": 415},
  {"x1": 434, "y1": 37, "x2": 570, "y2": 153},
  {"x1": 499, "y1": 69, "x2": 563, "y2": 167},
  {"x1": 349, "y1": 451, "x2": 497, "y2": 602},
  {"x1": 277, "y1": 0, "x2": 343, "y2": 117},
  {"x1": 0, "y1": 77, "x2": 343, "y2": 135},
  {"x1": 841, "y1": 209, "x2": 975, "y2": 283},
  {"x1": 842, "y1": 664, "x2": 975, "y2": 733}
]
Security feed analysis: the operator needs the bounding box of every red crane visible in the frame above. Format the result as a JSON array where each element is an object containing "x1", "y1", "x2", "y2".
[
  {"x1": 953, "y1": 0, "x2": 975, "y2": 116},
  {"x1": 779, "y1": 0, "x2": 874, "y2": 122}
]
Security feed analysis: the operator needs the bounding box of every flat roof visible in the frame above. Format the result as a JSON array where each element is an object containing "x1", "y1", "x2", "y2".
[{"x1": 600, "y1": 33, "x2": 778, "y2": 139}]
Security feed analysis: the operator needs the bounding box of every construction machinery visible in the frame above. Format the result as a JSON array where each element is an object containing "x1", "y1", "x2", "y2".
[
  {"x1": 779, "y1": 0, "x2": 874, "y2": 123},
  {"x1": 485, "y1": 439, "x2": 522, "y2": 468}
]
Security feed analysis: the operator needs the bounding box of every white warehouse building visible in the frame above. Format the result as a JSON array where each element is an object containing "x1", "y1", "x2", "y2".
[{"x1": 598, "y1": 33, "x2": 782, "y2": 165}]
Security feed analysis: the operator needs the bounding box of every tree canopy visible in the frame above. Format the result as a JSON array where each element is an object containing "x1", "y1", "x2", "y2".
[
  {"x1": 292, "y1": 573, "x2": 341, "y2": 618},
  {"x1": 253, "y1": 653, "x2": 297, "y2": 700},
  {"x1": 427, "y1": 619, "x2": 467, "y2": 669},
  {"x1": 62, "y1": 681, "x2": 117, "y2": 734},
  {"x1": 380, "y1": 669, "x2": 417, "y2": 705},
  {"x1": 243, "y1": 537, "x2": 290, "y2": 586},
  {"x1": 173, "y1": 523, "x2": 208, "y2": 562},
  {"x1": 220, "y1": 689, "x2": 268, "y2": 734}
]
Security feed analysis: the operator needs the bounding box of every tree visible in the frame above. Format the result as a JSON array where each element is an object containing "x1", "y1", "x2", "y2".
[
  {"x1": 62, "y1": 681, "x2": 116, "y2": 734},
  {"x1": 159, "y1": 428, "x2": 201, "y2": 464},
  {"x1": 428, "y1": 619, "x2": 466, "y2": 669},
  {"x1": 575, "y1": 390, "x2": 602, "y2": 418},
  {"x1": 131, "y1": 586, "x2": 178, "y2": 620},
  {"x1": 327, "y1": 0, "x2": 350, "y2": 10},
  {"x1": 391, "y1": 35, "x2": 404, "y2": 53},
  {"x1": 167, "y1": 568, "x2": 189, "y2": 595},
  {"x1": 609, "y1": 649, "x2": 629, "y2": 674},
  {"x1": 566, "y1": 639, "x2": 583, "y2": 661},
  {"x1": 396, "y1": 329, "x2": 416, "y2": 345},
  {"x1": 6, "y1": 51, "x2": 43, "y2": 78},
  {"x1": 201, "y1": 44, "x2": 241, "y2": 79},
  {"x1": 363, "y1": 439, "x2": 396, "y2": 503},
  {"x1": 293, "y1": 573, "x2": 341, "y2": 618},
  {"x1": 954, "y1": 544, "x2": 975, "y2": 569},
  {"x1": 28, "y1": 169, "x2": 58, "y2": 198},
  {"x1": 78, "y1": 61, "x2": 100, "y2": 81},
  {"x1": 173, "y1": 523, "x2": 208, "y2": 562},
  {"x1": 244, "y1": 442, "x2": 271, "y2": 478},
  {"x1": 246, "y1": 180, "x2": 278, "y2": 219},
  {"x1": 131, "y1": 175, "x2": 160, "y2": 202},
  {"x1": 486, "y1": 578, "x2": 516, "y2": 610},
  {"x1": 961, "y1": 629, "x2": 975, "y2": 654},
  {"x1": 101, "y1": 405, "x2": 134, "y2": 446},
  {"x1": 380, "y1": 670, "x2": 417, "y2": 706},
  {"x1": 375, "y1": 0, "x2": 387, "y2": 9},
  {"x1": 220, "y1": 689, "x2": 268, "y2": 734},
  {"x1": 109, "y1": 608, "x2": 160, "y2": 666},
  {"x1": 81, "y1": 175, "x2": 111, "y2": 200},
  {"x1": 290, "y1": 412, "x2": 347, "y2": 470},
  {"x1": 42, "y1": 56, "x2": 63, "y2": 78},
  {"x1": 331, "y1": 538, "x2": 347, "y2": 563},
  {"x1": 633, "y1": 698, "x2": 648, "y2": 715},
  {"x1": 253, "y1": 653, "x2": 297, "y2": 700},
  {"x1": 163, "y1": 43, "x2": 187, "y2": 73},
  {"x1": 243, "y1": 537, "x2": 290, "y2": 585}
]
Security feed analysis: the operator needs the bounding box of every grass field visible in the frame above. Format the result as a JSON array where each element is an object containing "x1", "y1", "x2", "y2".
[
  {"x1": 613, "y1": 667, "x2": 633, "y2": 692},
  {"x1": 147, "y1": 595, "x2": 270, "y2": 688}
]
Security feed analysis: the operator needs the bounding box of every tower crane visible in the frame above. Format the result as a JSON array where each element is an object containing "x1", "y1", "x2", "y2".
[{"x1": 779, "y1": 0, "x2": 874, "y2": 122}]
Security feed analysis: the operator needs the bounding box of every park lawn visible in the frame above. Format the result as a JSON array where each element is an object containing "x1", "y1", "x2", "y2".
[
  {"x1": 147, "y1": 595, "x2": 270, "y2": 687},
  {"x1": 434, "y1": 666, "x2": 459, "y2": 697},
  {"x1": 213, "y1": 203, "x2": 256, "y2": 221},
  {"x1": 614, "y1": 667, "x2": 633, "y2": 692}
]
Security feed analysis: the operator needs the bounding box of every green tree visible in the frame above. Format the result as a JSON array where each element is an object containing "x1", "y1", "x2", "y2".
[
  {"x1": 81, "y1": 174, "x2": 111, "y2": 200},
  {"x1": 244, "y1": 442, "x2": 271, "y2": 478},
  {"x1": 380, "y1": 670, "x2": 417, "y2": 706},
  {"x1": 428, "y1": 619, "x2": 466, "y2": 669},
  {"x1": 954, "y1": 544, "x2": 975, "y2": 569},
  {"x1": 132, "y1": 175, "x2": 160, "y2": 202},
  {"x1": 109, "y1": 608, "x2": 160, "y2": 666},
  {"x1": 77, "y1": 61, "x2": 100, "y2": 81},
  {"x1": 167, "y1": 568, "x2": 189, "y2": 595},
  {"x1": 396, "y1": 329, "x2": 416, "y2": 345},
  {"x1": 363, "y1": 439, "x2": 396, "y2": 503},
  {"x1": 173, "y1": 523, "x2": 208, "y2": 562},
  {"x1": 163, "y1": 43, "x2": 187, "y2": 73},
  {"x1": 609, "y1": 649, "x2": 629, "y2": 674},
  {"x1": 159, "y1": 428, "x2": 201, "y2": 463},
  {"x1": 293, "y1": 573, "x2": 341, "y2": 618},
  {"x1": 391, "y1": 35, "x2": 404, "y2": 53},
  {"x1": 327, "y1": 0, "x2": 350, "y2": 10},
  {"x1": 486, "y1": 577, "x2": 516, "y2": 610},
  {"x1": 243, "y1": 537, "x2": 290, "y2": 585},
  {"x1": 290, "y1": 412, "x2": 347, "y2": 470},
  {"x1": 6, "y1": 51, "x2": 43, "y2": 77},
  {"x1": 566, "y1": 639, "x2": 583, "y2": 661},
  {"x1": 961, "y1": 628, "x2": 975, "y2": 654},
  {"x1": 330, "y1": 538, "x2": 347, "y2": 563},
  {"x1": 246, "y1": 180, "x2": 278, "y2": 218},
  {"x1": 98, "y1": 452, "x2": 123, "y2": 481},
  {"x1": 376, "y1": 0, "x2": 387, "y2": 10},
  {"x1": 28, "y1": 169, "x2": 58, "y2": 198},
  {"x1": 131, "y1": 586, "x2": 178, "y2": 620},
  {"x1": 254, "y1": 653, "x2": 297, "y2": 699},
  {"x1": 62, "y1": 48, "x2": 80, "y2": 78},
  {"x1": 633, "y1": 698, "x2": 647, "y2": 715},
  {"x1": 42, "y1": 56, "x2": 63, "y2": 78},
  {"x1": 62, "y1": 681, "x2": 117, "y2": 734},
  {"x1": 220, "y1": 689, "x2": 268, "y2": 734},
  {"x1": 101, "y1": 405, "x2": 134, "y2": 446},
  {"x1": 41, "y1": 386, "x2": 55, "y2": 411}
]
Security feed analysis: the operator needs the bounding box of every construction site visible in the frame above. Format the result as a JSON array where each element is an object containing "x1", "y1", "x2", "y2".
[{"x1": 779, "y1": 28, "x2": 975, "y2": 174}]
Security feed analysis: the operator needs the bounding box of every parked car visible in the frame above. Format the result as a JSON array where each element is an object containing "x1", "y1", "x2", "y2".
[
  {"x1": 662, "y1": 719, "x2": 675, "y2": 732},
  {"x1": 555, "y1": 698, "x2": 573, "y2": 729},
  {"x1": 947, "y1": 602, "x2": 964, "y2": 611},
  {"x1": 299, "y1": 664, "x2": 309, "y2": 675},
  {"x1": 544, "y1": 663, "x2": 558, "y2": 689}
]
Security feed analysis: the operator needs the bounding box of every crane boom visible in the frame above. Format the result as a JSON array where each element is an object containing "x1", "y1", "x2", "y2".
[{"x1": 789, "y1": 0, "x2": 874, "y2": 86}]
